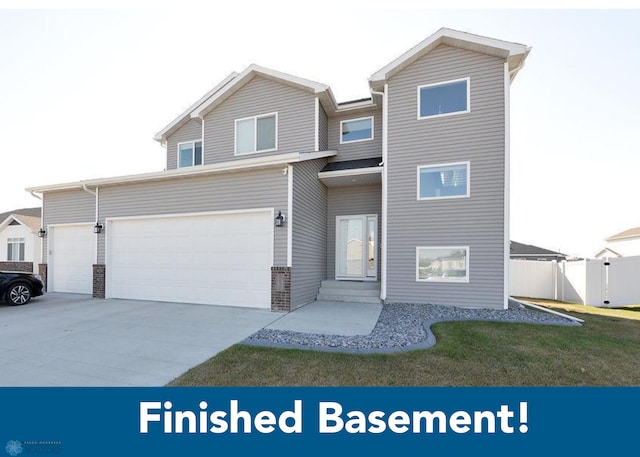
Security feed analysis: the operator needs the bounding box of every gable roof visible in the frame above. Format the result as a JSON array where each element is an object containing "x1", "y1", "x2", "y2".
[
  {"x1": 0, "y1": 213, "x2": 41, "y2": 233},
  {"x1": 594, "y1": 247, "x2": 623, "y2": 258},
  {"x1": 510, "y1": 241, "x2": 567, "y2": 258},
  {"x1": 154, "y1": 72, "x2": 238, "y2": 143},
  {"x1": 0, "y1": 207, "x2": 41, "y2": 224},
  {"x1": 369, "y1": 27, "x2": 530, "y2": 90},
  {"x1": 606, "y1": 226, "x2": 640, "y2": 242}
]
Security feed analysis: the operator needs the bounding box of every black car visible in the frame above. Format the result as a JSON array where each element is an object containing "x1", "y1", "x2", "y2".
[{"x1": 0, "y1": 271, "x2": 45, "y2": 305}]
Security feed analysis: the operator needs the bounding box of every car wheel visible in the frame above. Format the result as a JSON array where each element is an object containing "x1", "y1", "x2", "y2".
[{"x1": 7, "y1": 283, "x2": 31, "y2": 305}]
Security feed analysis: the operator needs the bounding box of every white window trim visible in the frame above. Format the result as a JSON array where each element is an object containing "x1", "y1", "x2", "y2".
[
  {"x1": 7, "y1": 238, "x2": 25, "y2": 262},
  {"x1": 234, "y1": 112, "x2": 278, "y2": 156},
  {"x1": 177, "y1": 139, "x2": 203, "y2": 168},
  {"x1": 339, "y1": 116, "x2": 374, "y2": 144},
  {"x1": 416, "y1": 246, "x2": 470, "y2": 283},
  {"x1": 416, "y1": 77, "x2": 470, "y2": 120},
  {"x1": 417, "y1": 161, "x2": 470, "y2": 201}
]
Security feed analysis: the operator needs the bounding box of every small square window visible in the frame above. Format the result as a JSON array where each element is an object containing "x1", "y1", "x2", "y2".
[
  {"x1": 416, "y1": 246, "x2": 469, "y2": 282},
  {"x1": 418, "y1": 78, "x2": 469, "y2": 119},
  {"x1": 7, "y1": 238, "x2": 25, "y2": 262},
  {"x1": 178, "y1": 140, "x2": 203, "y2": 168},
  {"x1": 340, "y1": 117, "x2": 373, "y2": 144},
  {"x1": 418, "y1": 162, "x2": 470, "y2": 200},
  {"x1": 235, "y1": 113, "x2": 278, "y2": 155}
]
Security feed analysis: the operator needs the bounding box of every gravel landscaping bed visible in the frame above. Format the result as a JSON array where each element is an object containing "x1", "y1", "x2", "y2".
[{"x1": 243, "y1": 300, "x2": 581, "y2": 353}]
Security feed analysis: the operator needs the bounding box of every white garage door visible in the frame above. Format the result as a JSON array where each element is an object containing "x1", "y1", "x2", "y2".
[
  {"x1": 50, "y1": 224, "x2": 95, "y2": 294},
  {"x1": 107, "y1": 211, "x2": 273, "y2": 308}
]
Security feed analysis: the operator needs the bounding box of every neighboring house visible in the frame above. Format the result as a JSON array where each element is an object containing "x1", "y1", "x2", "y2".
[
  {"x1": 0, "y1": 207, "x2": 42, "y2": 273},
  {"x1": 26, "y1": 28, "x2": 530, "y2": 311},
  {"x1": 510, "y1": 241, "x2": 568, "y2": 262},
  {"x1": 595, "y1": 226, "x2": 640, "y2": 258}
]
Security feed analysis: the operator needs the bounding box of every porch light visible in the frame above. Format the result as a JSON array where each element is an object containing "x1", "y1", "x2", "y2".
[
  {"x1": 93, "y1": 222, "x2": 103, "y2": 234},
  {"x1": 274, "y1": 211, "x2": 286, "y2": 227},
  {"x1": 37, "y1": 228, "x2": 46, "y2": 238}
]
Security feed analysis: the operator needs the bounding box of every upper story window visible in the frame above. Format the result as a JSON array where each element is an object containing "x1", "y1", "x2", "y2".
[
  {"x1": 178, "y1": 140, "x2": 203, "y2": 168},
  {"x1": 235, "y1": 113, "x2": 278, "y2": 155},
  {"x1": 340, "y1": 116, "x2": 373, "y2": 144},
  {"x1": 417, "y1": 162, "x2": 470, "y2": 200},
  {"x1": 417, "y1": 78, "x2": 470, "y2": 119},
  {"x1": 7, "y1": 237, "x2": 25, "y2": 261}
]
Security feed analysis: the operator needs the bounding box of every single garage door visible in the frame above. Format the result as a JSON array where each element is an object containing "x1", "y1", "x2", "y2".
[
  {"x1": 49, "y1": 224, "x2": 95, "y2": 294},
  {"x1": 106, "y1": 210, "x2": 273, "y2": 308}
]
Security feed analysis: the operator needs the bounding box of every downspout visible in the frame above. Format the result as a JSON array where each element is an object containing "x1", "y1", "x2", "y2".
[
  {"x1": 82, "y1": 184, "x2": 100, "y2": 264},
  {"x1": 29, "y1": 191, "x2": 44, "y2": 269},
  {"x1": 370, "y1": 85, "x2": 387, "y2": 301}
]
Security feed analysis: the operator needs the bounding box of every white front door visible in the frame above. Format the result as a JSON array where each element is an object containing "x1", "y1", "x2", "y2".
[{"x1": 336, "y1": 215, "x2": 377, "y2": 280}]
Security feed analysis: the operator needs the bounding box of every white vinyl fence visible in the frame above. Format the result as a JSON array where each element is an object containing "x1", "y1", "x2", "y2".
[{"x1": 510, "y1": 256, "x2": 640, "y2": 307}]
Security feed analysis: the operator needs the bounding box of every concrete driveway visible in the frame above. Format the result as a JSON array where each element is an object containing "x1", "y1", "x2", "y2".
[{"x1": 0, "y1": 293, "x2": 280, "y2": 386}]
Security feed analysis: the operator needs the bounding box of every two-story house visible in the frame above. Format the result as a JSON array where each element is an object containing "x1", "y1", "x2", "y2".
[{"x1": 27, "y1": 28, "x2": 529, "y2": 311}]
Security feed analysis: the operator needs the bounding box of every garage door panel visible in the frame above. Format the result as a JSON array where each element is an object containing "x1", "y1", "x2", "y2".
[
  {"x1": 107, "y1": 211, "x2": 273, "y2": 308},
  {"x1": 50, "y1": 224, "x2": 94, "y2": 294}
]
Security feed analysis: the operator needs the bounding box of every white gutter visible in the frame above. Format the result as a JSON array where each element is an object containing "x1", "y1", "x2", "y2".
[
  {"x1": 82, "y1": 184, "x2": 100, "y2": 264},
  {"x1": 317, "y1": 167, "x2": 382, "y2": 180},
  {"x1": 26, "y1": 150, "x2": 337, "y2": 193},
  {"x1": 370, "y1": 85, "x2": 387, "y2": 301}
]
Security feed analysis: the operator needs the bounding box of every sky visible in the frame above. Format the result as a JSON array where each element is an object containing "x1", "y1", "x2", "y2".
[{"x1": 1, "y1": 5, "x2": 638, "y2": 258}]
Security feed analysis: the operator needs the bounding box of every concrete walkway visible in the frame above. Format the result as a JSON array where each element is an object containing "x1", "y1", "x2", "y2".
[
  {"x1": 0, "y1": 293, "x2": 280, "y2": 386},
  {"x1": 265, "y1": 300, "x2": 382, "y2": 336}
]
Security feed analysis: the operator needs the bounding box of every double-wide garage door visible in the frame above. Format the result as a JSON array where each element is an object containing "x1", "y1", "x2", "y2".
[{"x1": 106, "y1": 211, "x2": 273, "y2": 308}]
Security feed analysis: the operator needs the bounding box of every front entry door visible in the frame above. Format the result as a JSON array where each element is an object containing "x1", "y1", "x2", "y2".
[{"x1": 336, "y1": 215, "x2": 377, "y2": 280}]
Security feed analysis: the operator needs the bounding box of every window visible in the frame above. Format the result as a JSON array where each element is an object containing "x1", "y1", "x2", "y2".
[
  {"x1": 417, "y1": 78, "x2": 470, "y2": 119},
  {"x1": 340, "y1": 116, "x2": 373, "y2": 144},
  {"x1": 7, "y1": 238, "x2": 25, "y2": 262},
  {"x1": 416, "y1": 246, "x2": 469, "y2": 282},
  {"x1": 235, "y1": 113, "x2": 277, "y2": 154},
  {"x1": 178, "y1": 140, "x2": 203, "y2": 168},
  {"x1": 417, "y1": 162, "x2": 470, "y2": 200}
]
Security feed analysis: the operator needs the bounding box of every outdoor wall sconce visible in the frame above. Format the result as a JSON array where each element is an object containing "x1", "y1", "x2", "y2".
[
  {"x1": 274, "y1": 211, "x2": 286, "y2": 227},
  {"x1": 37, "y1": 228, "x2": 46, "y2": 238},
  {"x1": 93, "y1": 222, "x2": 104, "y2": 234}
]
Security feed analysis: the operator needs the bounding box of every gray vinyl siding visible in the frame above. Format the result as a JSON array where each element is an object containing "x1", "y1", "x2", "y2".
[
  {"x1": 328, "y1": 107, "x2": 382, "y2": 162},
  {"x1": 386, "y1": 44, "x2": 506, "y2": 308},
  {"x1": 327, "y1": 185, "x2": 382, "y2": 279},
  {"x1": 95, "y1": 167, "x2": 288, "y2": 265},
  {"x1": 291, "y1": 159, "x2": 328, "y2": 307},
  {"x1": 203, "y1": 76, "x2": 316, "y2": 164},
  {"x1": 318, "y1": 104, "x2": 328, "y2": 151},
  {"x1": 42, "y1": 190, "x2": 95, "y2": 263},
  {"x1": 165, "y1": 119, "x2": 202, "y2": 170}
]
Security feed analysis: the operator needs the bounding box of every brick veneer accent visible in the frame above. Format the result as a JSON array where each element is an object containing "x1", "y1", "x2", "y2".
[
  {"x1": 0, "y1": 262, "x2": 33, "y2": 273},
  {"x1": 38, "y1": 264, "x2": 48, "y2": 292},
  {"x1": 93, "y1": 264, "x2": 106, "y2": 299},
  {"x1": 271, "y1": 266, "x2": 291, "y2": 312}
]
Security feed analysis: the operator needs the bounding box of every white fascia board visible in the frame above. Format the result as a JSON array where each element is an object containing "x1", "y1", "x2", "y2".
[
  {"x1": 153, "y1": 72, "x2": 238, "y2": 142},
  {"x1": 369, "y1": 27, "x2": 530, "y2": 86},
  {"x1": 317, "y1": 166, "x2": 382, "y2": 180},
  {"x1": 26, "y1": 151, "x2": 337, "y2": 193},
  {"x1": 192, "y1": 64, "x2": 330, "y2": 119}
]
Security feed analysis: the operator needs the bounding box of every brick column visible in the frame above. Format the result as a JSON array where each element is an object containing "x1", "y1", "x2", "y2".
[
  {"x1": 38, "y1": 264, "x2": 48, "y2": 292},
  {"x1": 271, "y1": 266, "x2": 291, "y2": 312},
  {"x1": 93, "y1": 264, "x2": 106, "y2": 299}
]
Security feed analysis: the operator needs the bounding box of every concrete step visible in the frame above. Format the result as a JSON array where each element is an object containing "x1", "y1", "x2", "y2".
[
  {"x1": 316, "y1": 293, "x2": 382, "y2": 304},
  {"x1": 320, "y1": 280, "x2": 381, "y2": 291},
  {"x1": 317, "y1": 287, "x2": 380, "y2": 297}
]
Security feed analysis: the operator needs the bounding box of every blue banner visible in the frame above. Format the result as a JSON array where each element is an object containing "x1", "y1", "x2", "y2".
[{"x1": 0, "y1": 388, "x2": 636, "y2": 456}]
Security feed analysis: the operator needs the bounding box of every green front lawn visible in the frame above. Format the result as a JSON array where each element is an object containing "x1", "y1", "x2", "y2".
[{"x1": 168, "y1": 303, "x2": 640, "y2": 387}]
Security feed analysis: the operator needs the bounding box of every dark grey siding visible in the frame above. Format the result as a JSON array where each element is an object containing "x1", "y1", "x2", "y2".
[
  {"x1": 96, "y1": 167, "x2": 288, "y2": 265},
  {"x1": 327, "y1": 185, "x2": 381, "y2": 279},
  {"x1": 42, "y1": 190, "x2": 95, "y2": 262},
  {"x1": 291, "y1": 159, "x2": 328, "y2": 306},
  {"x1": 318, "y1": 103, "x2": 328, "y2": 151},
  {"x1": 203, "y1": 76, "x2": 316, "y2": 164},
  {"x1": 328, "y1": 107, "x2": 382, "y2": 162},
  {"x1": 386, "y1": 44, "x2": 506, "y2": 308},
  {"x1": 165, "y1": 119, "x2": 202, "y2": 170}
]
